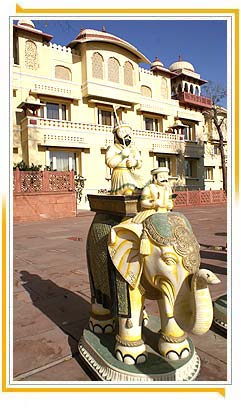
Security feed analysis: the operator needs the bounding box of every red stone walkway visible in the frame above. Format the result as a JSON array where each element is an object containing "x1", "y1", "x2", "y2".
[{"x1": 12, "y1": 204, "x2": 227, "y2": 382}]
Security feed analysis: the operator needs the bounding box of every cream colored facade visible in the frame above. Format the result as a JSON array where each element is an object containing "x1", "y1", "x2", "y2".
[{"x1": 12, "y1": 19, "x2": 226, "y2": 203}]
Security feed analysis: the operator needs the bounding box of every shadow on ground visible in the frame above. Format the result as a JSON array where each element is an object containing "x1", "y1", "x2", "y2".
[
  {"x1": 19, "y1": 270, "x2": 95, "y2": 379},
  {"x1": 200, "y1": 250, "x2": 227, "y2": 262}
]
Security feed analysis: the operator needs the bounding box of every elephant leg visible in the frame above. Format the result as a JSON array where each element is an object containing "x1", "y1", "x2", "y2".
[
  {"x1": 157, "y1": 290, "x2": 191, "y2": 361},
  {"x1": 142, "y1": 306, "x2": 149, "y2": 327},
  {"x1": 89, "y1": 303, "x2": 115, "y2": 334},
  {"x1": 115, "y1": 287, "x2": 147, "y2": 365}
]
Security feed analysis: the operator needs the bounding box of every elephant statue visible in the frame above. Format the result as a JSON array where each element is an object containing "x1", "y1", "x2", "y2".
[{"x1": 86, "y1": 210, "x2": 220, "y2": 365}]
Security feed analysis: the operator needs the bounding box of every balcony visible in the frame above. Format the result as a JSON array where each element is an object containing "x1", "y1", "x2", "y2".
[
  {"x1": 21, "y1": 117, "x2": 201, "y2": 155},
  {"x1": 172, "y1": 92, "x2": 212, "y2": 109}
]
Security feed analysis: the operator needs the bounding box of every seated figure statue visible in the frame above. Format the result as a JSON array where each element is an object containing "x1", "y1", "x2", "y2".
[
  {"x1": 105, "y1": 123, "x2": 148, "y2": 195},
  {"x1": 132, "y1": 167, "x2": 173, "y2": 223}
]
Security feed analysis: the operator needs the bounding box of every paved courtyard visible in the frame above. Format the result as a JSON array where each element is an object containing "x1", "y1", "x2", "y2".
[{"x1": 12, "y1": 204, "x2": 227, "y2": 383}]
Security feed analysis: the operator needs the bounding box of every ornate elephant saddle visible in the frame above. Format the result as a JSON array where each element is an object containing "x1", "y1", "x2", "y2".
[{"x1": 143, "y1": 212, "x2": 200, "y2": 274}]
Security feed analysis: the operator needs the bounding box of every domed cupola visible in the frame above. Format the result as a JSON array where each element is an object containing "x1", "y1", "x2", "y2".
[
  {"x1": 14, "y1": 19, "x2": 53, "y2": 42},
  {"x1": 169, "y1": 59, "x2": 195, "y2": 73},
  {"x1": 151, "y1": 56, "x2": 164, "y2": 69},
  {"x1": 17, "y1": 19, "x2": 36, "y2": 29},
  {"x1": 68, "y1": 28, "x2": 150, "y2": 64}
]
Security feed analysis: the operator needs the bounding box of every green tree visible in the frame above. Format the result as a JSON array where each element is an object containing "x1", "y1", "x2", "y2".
[{"x1": 203, "y1": 82, "x2": 227, "y2": 193}]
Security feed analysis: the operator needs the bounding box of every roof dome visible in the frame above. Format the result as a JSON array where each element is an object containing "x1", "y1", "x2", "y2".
[
  {"x1": 18, "y1": 19, "x2": 35, "y2": 29},
  {"x1": 68, "y1": 28, "x2": 150, "y2": 64},
  {"x1": 169, "y1": 60, "x2": 195, "y2": 73},
  {"x1": 151, "y1": 56, "x2": 164, "y2": 69}
]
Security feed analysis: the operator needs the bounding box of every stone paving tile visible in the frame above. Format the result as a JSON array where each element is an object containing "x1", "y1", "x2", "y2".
[
  {"x1": 18, "y1": 357, "x2": 91, "y2": 382},
  {"x1": 13, "y1": 301, "x2": 56, "y2": 341},
  {"x1": 13, "y1": 328, "x2": 76, "y2": 378}
]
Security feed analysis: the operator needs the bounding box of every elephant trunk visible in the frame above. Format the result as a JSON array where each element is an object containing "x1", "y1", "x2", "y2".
[
  {"x1": 175, "y1": 269, "x2": 221, "y2": 335},
  {"x1": 190, "y1": 268, "x2": 221, "y2": 335}
]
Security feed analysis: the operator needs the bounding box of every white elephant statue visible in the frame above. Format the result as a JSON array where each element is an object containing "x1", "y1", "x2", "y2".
[{"x1": 87, "y1": 211, "x2": 220, "y2": 365}]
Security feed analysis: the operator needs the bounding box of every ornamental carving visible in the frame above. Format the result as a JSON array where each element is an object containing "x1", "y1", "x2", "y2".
[
  {"x1": 108, "y1": 57, "x2": 120, "y2": 83},
  {"x1": 141, "y1": 85, "x2": 152, "y2": 98},
  {"x1": 25, "y1": 40, "x2": 38, "y2": 70},
  {"x1": 161, "y1": 77, "x2": 168, "y2": 98},
  {"x1": 55, "y1": 65, "x2": 72, "y2": 81},
  {"x1": 143, "y1": 213, "x2": 200, "y2": 274},
  {"x1": 92, "y1": 52, "x2": 104, "y2": 79},
  {"x1": 124, "y1": 61, "x2": 134, "y2": 86}
]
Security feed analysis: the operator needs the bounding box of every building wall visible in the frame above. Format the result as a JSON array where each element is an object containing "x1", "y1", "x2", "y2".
[{"x1": 12, "y1": 21, "x2": 226, "y2": 202}]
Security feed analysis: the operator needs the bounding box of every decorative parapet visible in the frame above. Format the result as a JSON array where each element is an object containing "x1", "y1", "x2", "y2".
[
  {"x1": 174, "y1": 189, "x2": 227, "y2": 207},
  {"x1": 139, "y1": 67, "x2": 154, "y2": 76},
  {"x1": 32, "y1": 83, "x2": 73, "y2": 98},
  {"x1": 43, "y1": 42, "x2": 80, "y2": 55},
  {"x1": 173, "y1": 92, "x2": 212, "y2": 109},
  {"x1": 13, "y1": 169, "x2": 75, "y2": 193}
]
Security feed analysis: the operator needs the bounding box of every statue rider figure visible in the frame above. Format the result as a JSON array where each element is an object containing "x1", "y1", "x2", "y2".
[{"x1": 105, "y1": 123, "x2": 148, "y2": 195}]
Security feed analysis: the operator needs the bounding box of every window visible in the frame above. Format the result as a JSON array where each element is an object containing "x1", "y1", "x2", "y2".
[
  {"x1": 49, "y1": 151, "x2": 76, "y2": 171},
  {"x1": 157, "y1": 155, "x2": 176, "y2": 177},
  {"x1": 40, "y1": 102, "x2": 68, "y2": 121},
  {"x1": 141, "y1": 85, "x2": 152, "y2": 98},
  {"x1": 182, "y1": 121, "x2": 196, "y2": 141},
  {"x1": 108, "y1": 57, "x2": 120, "y2": 83},
  {"x1": 213, "y1": 145, "x2": 219, "y2": 155},
  {"x1": 124, "y1": 61, "x2": 134, "y2": 86},
  {"x1": 25, "y1": 40, "x2": 38, "y2": 70},
  {"x1": 144, "y1": 117, "x2": 159, "y2": 132},
  {"x1": 98, "y1": 109, "x2": 114, "y2": 126},
  {"x1": 161, "y1": 78, "x2": 168, "y2": 98},
  {"x1": 185, "y1": 159, "x2": 197, "y2": 178},
  {"x1": 92, "y1": 52, "x2": 104, "y2": 79},
  {"x1": 205, "y1": 166, "x2": 214, "y2": 180},
  {"x1": 55, "y1": 65, "x2": 72, "y2": 81},
  {"x1": 46, "y1": 103, "x2": 59, "y2": 120}
]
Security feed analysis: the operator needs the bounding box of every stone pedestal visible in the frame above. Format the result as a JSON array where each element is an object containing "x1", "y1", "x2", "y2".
[
  {"x1": 79, "y1": 316, "x2": 200, "y2": 382},
  {"x1": 213, "y1": 294, "x2": 227, "y2": 332}
]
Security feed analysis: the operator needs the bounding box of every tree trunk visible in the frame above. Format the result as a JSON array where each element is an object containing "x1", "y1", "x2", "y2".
[{"x1": 213, "y1": 111, "x2": 227, "y2": 193}]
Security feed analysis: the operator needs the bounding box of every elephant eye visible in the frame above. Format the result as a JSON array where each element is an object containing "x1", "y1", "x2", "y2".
[{"x1": 163, "y1": 257, "x2": 177, "y2": 265}]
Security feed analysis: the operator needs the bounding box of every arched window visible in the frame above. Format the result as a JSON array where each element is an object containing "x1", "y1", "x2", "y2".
[
  {"x1": 190, "y1": 84, "x2": 194, "y2": 94},
  {"x1": 184, "y1": 82, "x2": 189, "y2": 92},
  {"x1": 25, "y1": 40, "x2": 38, "y2": 70},
  {"x1": 92, "y1": 52, "x2": 104, "y2": 79},
  {"x1": 108, "y1": 57, "x2": 120, "y2": 83},
  {"x1": 178, "y1": 84, "x2": 182, "y2": 93},
  {"x1": 124, "y1": 61, "x2": 134, "y2": 86},
  {"x1": 55, "y1": 65, "x2": 72, "y2": 81},
  {"x1": 195, "y1": 86, "x2": 199, "y2": 96},
  {"x1": 141, "y1": 85, "x2": 152, "y2": 98}
]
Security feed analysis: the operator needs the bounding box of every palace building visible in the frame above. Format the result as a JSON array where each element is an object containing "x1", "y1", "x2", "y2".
[{"x1": 12, "y1": 19, "x2": 227, "y2": 202}]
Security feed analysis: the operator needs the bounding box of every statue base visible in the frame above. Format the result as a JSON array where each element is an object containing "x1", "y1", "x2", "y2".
[
  {"x1": 213, "y1": 294, "x2": 227, "y2": 332},
  {"x1": 78, "y1": 316, "x2": 200, "y2": 382}
]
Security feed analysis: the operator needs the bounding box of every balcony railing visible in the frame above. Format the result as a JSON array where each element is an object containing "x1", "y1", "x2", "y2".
[
  {"x1": 172, "y1": 92, "x2": 212, "y2": 109},
  {"x1": 22, "y1": 116, "x2": 202, "y2": 154}
]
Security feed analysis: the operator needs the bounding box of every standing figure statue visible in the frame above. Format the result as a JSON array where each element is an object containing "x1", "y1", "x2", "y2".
[{"x1": 105, "y1": 123, "x2": 148, "y2": 195}]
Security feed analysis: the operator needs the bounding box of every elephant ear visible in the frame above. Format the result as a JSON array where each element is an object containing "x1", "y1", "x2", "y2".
[{"x1": 108, "y1": 222, "x2": 143, "y2": 289}]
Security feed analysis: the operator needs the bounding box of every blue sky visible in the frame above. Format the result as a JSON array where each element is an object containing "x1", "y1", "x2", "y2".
[{"x1": 31, "y1": 18, "x2": 227, "y2": 106}]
